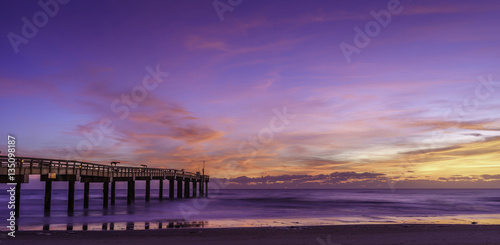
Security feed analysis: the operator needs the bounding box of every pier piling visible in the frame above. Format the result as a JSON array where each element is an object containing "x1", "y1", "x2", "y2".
[
  {"x1": 177, "y1": 178, "x2": 183, "y2": 198},
  {"x1": 199, "y1": 180, "x2": 204, "y2": 196},
  {"x1": 205, "y1": 180, "x2": 208, "y2": 197},
  {"x1": 127, "y1": 180, "x2": 135, "y2": 204},
  {"x1": 159, "y1": 179, "x2": 163, "y2": 200},
  {"x1": 44, "y1": 180, "x2": 52, "y2": 215},
  {"x1": 15, "y1": 183, "x2": 21, "y2": 217},
  {"x1": 184, "y1": 178, "x2": 190, "y2": 198},
  {"x1": 103, "y1": 182, "x2": 109, "y2": 208},
  {"x1": 68, "y1": 180, "x2": 75, "y2": 215},
  {"x1": 192, "y1": 179, "x2": 197, "y2": 197},
  {"x1": 146, "y1": 180, "x2": 150, "y2": 201},
  {"x1": 169, "y1": 179, "x2": 174, "y2": 199},
  {"x1": 83, "y1": 182, "x2": 90, "y2": 208},
  {"x1": 111, "y1": 181, "x2": 116, "y2": 205}
]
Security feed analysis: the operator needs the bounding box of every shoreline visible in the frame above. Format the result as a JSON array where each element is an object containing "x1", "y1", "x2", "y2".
[
  {"x1": 4, "y1": 224, "x2": 500, "y2": 245},
  {"x1": 7, "y1": 212, "x2": 500, "y2": 232}
]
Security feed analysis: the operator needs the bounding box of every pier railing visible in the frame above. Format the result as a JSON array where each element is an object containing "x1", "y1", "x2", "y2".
[{"x1": 0, "y1": 156, "x2": 208, "y2": 180}]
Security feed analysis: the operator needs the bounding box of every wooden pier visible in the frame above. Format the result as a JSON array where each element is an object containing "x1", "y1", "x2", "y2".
[{"x1": 0, "y1": 156, "x2": 209, "y2": 217}]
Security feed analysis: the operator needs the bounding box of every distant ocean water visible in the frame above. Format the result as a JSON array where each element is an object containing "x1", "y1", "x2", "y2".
[{"x1": 0, "y1": 189, "x2": 499, "y2": 231}]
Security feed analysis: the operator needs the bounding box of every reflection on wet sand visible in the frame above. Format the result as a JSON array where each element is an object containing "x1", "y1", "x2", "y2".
[{"x1": 41, "y1": 220, "x2": 207, "y2": 231}]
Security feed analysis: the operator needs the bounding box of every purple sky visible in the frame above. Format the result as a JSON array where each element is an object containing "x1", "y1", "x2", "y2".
[{"x1": 1, "y1": 0, "x2": 500, "y2": 188}]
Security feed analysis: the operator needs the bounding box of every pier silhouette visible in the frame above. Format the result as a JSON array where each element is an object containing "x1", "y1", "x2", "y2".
[{"x1": 0, "y1": 156, "x2": 210, "y2": 219}]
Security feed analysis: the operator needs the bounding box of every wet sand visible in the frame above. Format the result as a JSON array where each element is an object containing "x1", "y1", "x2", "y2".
[{"x1": 4, "y1": 224, "x2": 500, "y2": 245}]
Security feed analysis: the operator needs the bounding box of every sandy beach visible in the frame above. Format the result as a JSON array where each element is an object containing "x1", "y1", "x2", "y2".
[{"x1": 3, "y1": 224, "x2": 500, "y2": 245}]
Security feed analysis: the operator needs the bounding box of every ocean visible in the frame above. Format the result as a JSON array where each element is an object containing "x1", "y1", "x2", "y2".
[{"x1": 1, "y1": 188, "x2": 499, "y2": 231}]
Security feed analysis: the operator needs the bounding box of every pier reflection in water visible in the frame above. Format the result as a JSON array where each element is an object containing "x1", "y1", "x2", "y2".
[{"x1": 39, "y1": 220, "x2": 207, "y2": 231}]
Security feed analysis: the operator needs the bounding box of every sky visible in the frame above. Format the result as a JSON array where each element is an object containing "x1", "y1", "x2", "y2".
[{"x1": 1, "y1": 0, "x2": 500, "y2": 188}]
